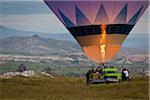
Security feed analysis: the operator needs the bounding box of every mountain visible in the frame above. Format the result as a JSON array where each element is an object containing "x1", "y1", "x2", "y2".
[
  {"x1": 0, "y1": 25, "x2": 75, "y2": 41},
  {"x1": 0, "y1": 25, "x2": 149, "y2": 49},
  {"x1": 0, "y1": 35, "x2": 81, "y2": 55}
]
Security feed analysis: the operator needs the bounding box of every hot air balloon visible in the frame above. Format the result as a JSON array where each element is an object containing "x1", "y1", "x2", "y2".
[{"x1": 44, "y1": 0, "x2": 149, "y2": 64}]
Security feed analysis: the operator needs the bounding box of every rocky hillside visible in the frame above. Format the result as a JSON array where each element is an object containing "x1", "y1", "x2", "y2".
[{"x1": 0, "y1": 35, "x2": 81, "y2": 55}]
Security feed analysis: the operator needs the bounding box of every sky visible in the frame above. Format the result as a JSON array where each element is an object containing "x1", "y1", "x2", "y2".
[
  {"x1": 0, "y1": 1, "x2": 68, "y2": 33},
  {"x1": 0, "y1": 0, "x2": 149, "y2": 49},
  {"x1": 0, "y1": 0, "x2": 149, "y2": 34}
]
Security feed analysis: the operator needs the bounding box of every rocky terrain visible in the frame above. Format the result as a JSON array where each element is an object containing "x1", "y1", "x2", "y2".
[{"x1": 0, "y1": 35, "x2": 81, "y2": 55}]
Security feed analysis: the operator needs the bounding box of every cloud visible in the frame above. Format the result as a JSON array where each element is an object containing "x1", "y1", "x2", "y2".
[
  {"x1": 0, "y1": 1, "x2": 49, "y2": 15},
  {"x1": 1, "y1": 14, "x2": 68, "y2": 33}
]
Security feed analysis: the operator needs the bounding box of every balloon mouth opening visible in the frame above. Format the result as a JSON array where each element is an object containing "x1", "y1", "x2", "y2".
[{"x1": 67, "y1": 24, "x2": 133, "y2": 63}]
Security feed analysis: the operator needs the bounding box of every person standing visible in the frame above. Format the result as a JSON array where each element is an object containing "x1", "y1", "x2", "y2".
[
  {"x1": 122, "y1": 68, "x2": 126, "y2": 81},
  {"x1": 86, "y1": 70, "x2": 91, "y2": 84},
  {"x1": 124, "y1": 69, "x2": 129, "y2": 80}
]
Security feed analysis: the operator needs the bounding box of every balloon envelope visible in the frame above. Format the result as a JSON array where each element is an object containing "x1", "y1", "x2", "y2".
[{"x1": 44, "y1": 0, "x2": 149, "y2": 63}]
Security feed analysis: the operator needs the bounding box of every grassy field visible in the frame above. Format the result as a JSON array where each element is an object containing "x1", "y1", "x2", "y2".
[
  {"x1": 0, "y1": 61, "x2": 148, "y2": 77},
  {"x1": 0, "y1": 61, "x2": 90, "y2": 76},
  {"x1": 0, "y1": 76, "x2": 149, "y2": 100}
]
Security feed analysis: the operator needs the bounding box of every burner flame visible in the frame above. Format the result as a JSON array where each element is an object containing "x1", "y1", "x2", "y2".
[{"x1": 100, "y1": 24, "x2": 107, "y2": 59}]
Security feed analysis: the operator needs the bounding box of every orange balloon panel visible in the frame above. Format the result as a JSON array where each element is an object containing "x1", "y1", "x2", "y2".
[
  {"x1": 82, "y1": 45, "x2": 121, "y2": 63},
  {"x1": 76, "y1": 34, "x2": 126, "y2": 63}
]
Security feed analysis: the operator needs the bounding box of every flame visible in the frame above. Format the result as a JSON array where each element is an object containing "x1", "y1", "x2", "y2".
[
  {"x1": 100, "y1": 24, "x2": 107, "y2": 59},
  {"x1": 100, "y1": 44, "x2": 106, "y2": 58},
  {"x1": 101, "y1": 24, "x2": 107, "y2": 39}
]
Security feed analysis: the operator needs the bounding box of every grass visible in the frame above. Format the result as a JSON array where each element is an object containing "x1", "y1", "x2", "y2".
[
  {"x1": 0, "y1": 61, "x2": 49, "y2": 73},
  {"x1": 1, "y1": 61, "x2": 148, "y2": 76},
  {"x1": 0, "y1": 61, "x2": 90, "y2": 77},
  {"x1": 0, "y1": 76, "x2": 149, "y2": 100}
]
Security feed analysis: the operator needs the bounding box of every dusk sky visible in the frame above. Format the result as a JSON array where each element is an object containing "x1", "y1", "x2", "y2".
[{"x1": 0, "y1": 0, "x2": 149, "y2": 49}]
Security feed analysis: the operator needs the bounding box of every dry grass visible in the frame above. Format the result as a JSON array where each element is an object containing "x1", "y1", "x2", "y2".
[{"x1": 0, "y1": 76, "x2": 149, "y2": 100}]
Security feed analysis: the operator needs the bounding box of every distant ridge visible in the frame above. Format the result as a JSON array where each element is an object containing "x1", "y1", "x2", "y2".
[
  {"x1": 0, "y1": 35, "x2": 81, "y2": 55},
  {"x1": 0, "y1": 25, "x2": 148, "y2": 49},
  {"x1": 0, "y1": 25, "x2": 75, "y2": 41}
]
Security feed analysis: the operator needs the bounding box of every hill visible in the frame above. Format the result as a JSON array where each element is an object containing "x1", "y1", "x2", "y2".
[
  {"x1": 0, "y1": 25, "x2": 149, "y2": 49},
  {"x1": 0, "y1": 35, "x2": 81, "y2": 55},
  {"x1": 0, "y1": 25, "x2": 75, "y2": 41}
]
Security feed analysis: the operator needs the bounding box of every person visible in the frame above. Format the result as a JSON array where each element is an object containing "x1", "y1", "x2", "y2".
[
  {"x1": 91, "y1": 67, "x2": 95, "y2": 73},
  {"x1": 95, "y1": 69, "x2": 100, "y2": 79},
  {"x1": 99, "y1": 68, "x2": 103, "y2": 75},
  {"x1": 86, "y1": 70, "x2": 91, "y2": 84},
  {"x1": 17, "y1": 64, "x2": 28, "y2": 72},
  {"x1": 122, "y1": 68, "x2": 130, "y2": 81},
  {"x1": 122, "y1": 68, "x2": 126, "y2": 81},
  {"x1": 124, "y1": 69, "x2": 129, "y2": 80}
]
